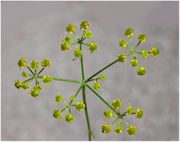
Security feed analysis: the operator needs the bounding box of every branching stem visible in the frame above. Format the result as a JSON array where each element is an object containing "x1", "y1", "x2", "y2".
[
  {"x1": 37, "y1": 76, "x2": 81, "y2": 84},
  {"x1": 79, "y1": 40, "x2": 92, "y2": 141},
  {"x1": 85, "y1": 59, "x2": 119, "y2": 82},
  {"x1": 86, "y1": 84, "x2": 120, "y2": 116}
]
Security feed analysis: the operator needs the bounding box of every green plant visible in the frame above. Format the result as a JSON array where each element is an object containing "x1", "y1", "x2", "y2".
[{"x1": 15, "y1": 21, "x2": 160, "y2": 140}]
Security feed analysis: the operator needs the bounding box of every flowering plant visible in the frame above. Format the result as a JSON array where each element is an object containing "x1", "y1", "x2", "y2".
[{"x1": 15, "y1": 21, "x2": 160, "y2": 140}]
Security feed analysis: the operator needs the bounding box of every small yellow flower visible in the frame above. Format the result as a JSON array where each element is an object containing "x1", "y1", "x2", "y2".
[
  {"x1": 43, "y1": 75, "x2": 52, "y2": 84},
  {"x1": 114, "y1": 125, "x2": 124, "y2": 134},
  {"x1": 41, "y1": 58, "x2": 52, "y2": 68},
  {"x1": 136, "y1": 108, "x2": 144, "y2": 118},
  {"x1": 103, "y1": 110, "x2": 114, "y2": 119},
  {"x1": 66, "y1": 24, "x2": 76, "y2": 34},
  {"x1": 75, "y1": 101, "x2": 85, "y2": 111},
  {"x1": 124, "y1": 28, "x2": 134, "y2": 38},
  {"x1": 53, "y1": 109, "x2": 62, "y2": 119},
  {"x1": 80, "y1": 21, "x2": 91, "y2": 30},
  {"x1": 138, "y1": 34, "x2": 147, "y2": 43},
  {"x1": 18, "y1": 57, "x2": 27, "y2": 68},
  {"x1": 112, "y1": 99, "x2": 122, "y2": 110},
  {"x1": 127, "y1": 125, "x2": 137, "y2": 135},
  {"x1": 65, "y1": 113, "x2": 74, "y2": 123},
  {"x1": 137, "y1": 67, "x2": 146, "y2": 76},
  {"x1": 117, "y1": 54, "x2": 127, "y2": 62},
  {"x1": 102, "y1": 124, "x2": 112, "y2": 133},
  {"x1": 31, "y1": 60, "x2": 39, "y2": 70}
]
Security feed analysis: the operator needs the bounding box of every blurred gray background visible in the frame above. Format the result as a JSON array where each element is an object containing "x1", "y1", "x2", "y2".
[{"x1": 1, "y1": 1, "x2": 179, "y2": 141}]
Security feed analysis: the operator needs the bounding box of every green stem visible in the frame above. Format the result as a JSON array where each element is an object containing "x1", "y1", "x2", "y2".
[
  {"x1": 135, "y1": 50, "x2": 142, "y2": 55},
  {"x1": 61, "y1": 85, "x2": 82, "y2": 112},
  {"x1": 86, "y1": 84, "x2": 119, "y2": 116},
  {"x1": 37, "y1": 76, "x2": 81, "y2": 84},
  {"x1": 80, "y1": 42, "x2": 92, "y2": 141},
  {"x1": 88, "y1": 77, "x2": 101, "y2": 82},
  {"x1": 85, "y1": 59, "x2": 119, "y2": 82},
  {"x1": 23, "y1": 77, "x2": 33, "y2": 82},
  {"x1": 135, "y1": 41, "x2": 141, "y2": 48},
  {"x1": 111, "y1": 117, "x2": 119, "y2": 125},
  {"x1": 121, "y1": 111, "x2": 127, "y2": 116},
  {"x1": 37, "y1": 68, "x2": 45, "y2": 75},
  {"x1": 27, "y1": 66, "x2": 34, "y2": 75},
  {"x1": 82, "y1": 42, "x2": 89, "y2": 46},
  {"x1": 70, "y1": 85, "x2": 83, "y2": 103},
  {"x1": 35, "y1": 70, "x2": 38, "y2": 85}
]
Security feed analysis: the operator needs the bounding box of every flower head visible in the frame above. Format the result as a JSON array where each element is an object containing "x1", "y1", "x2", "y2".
[
  {"x1": 130, "y1": 57, "x2": 138, "y2": 67},
  {"x1": 15, "y1": 80, "x2": 22, "y2": 89},
  {"x1": 75, "y1": 101, "x2": 85, "y2": 111},
  {"x1": 141, "y1": 50, "x2": 149, "y2": 58},
  {"x1": 126, "y1": 105, "x2": 135, "y2": 115},
  {"x1": 88, "y1": 42, "x2": 97, "y2": 53},
  {"x1": 84, "y1": 30, "x2": 93, "y2": 39},
  {"x1": 80, "y1": 21, "x2": 91, "y2": 30},
  {"x1": 119, "y1": 40, "x2": 128, "y2": 48},
  {"x1": 74, "y1": 48, "x2": 82, "y2": 58},
  {"x1": 112, "y1": 99, "x2": 122, "y2": 110},
  {"x1": 66, "y1": 24, "x2": 76, "y2": 34},
  {"x1": 118, "y1": 54, "x2": 127, "y2": 62},
  {"x1": 93, "y1": 81, "x2": 101, "y2": 90},
  {"x1": 18, "y1": 57, "x2": 27, "y2": 68},
  {"x1": 138, "y1": 34, "x2": 147, "y2": 43},
  {"x1": 65, "y1": 113, "x2": 74, "y2": 123},
  {"x1": 137, "y1": 67, "x2": 146, "y2": 76},
  {"x1": 53, "y1": 109, "x2": 62, "y2": 119},
  {"x1": 41, "y1": 58, "x2": 52, "y2": 68},
  {"x1": 21, "y1": 71, "x2": 28, "y2": 78},
  {"x1": 102, "y1": 124, "x2": 112, "y2": 133},
  {"x1": 56, "y1": 95, "x2": 63, "y2": 103},
  {"x1": 124, "y1": 28, "x2": 134, "y2": 38},
  {"x1": 114, "y1": 125, "x2": 124, "y2": 134},
  {"x1": 43, "y1": 75, "x2": 52, "y2": 84},
  {"x1": 30, "y1": 87, "x2": 40, "y2": 97},
  {"x1": 136, "y1": 108, "x2": 144, "y2": 118},
  {"x1": 65, "y1": 36, "x2": 72, "y2": 43},
  {"x1": 149, "y1": 47, "x2": 160, "y2": 57},
  {"x1": 103, "y1": 110, "x2": 114, "y2": 119},
  {"x1": 31, "y1": 60, "x2": 39, "y2": 70},
  {"x1": 127, "y1": 125, "x2": 137, "y2": 135},
  {"x1": 21, "y1": 82, "x2": 29, "y2": 89},
  {"x1": 60, "y1": 41, "x2": 70, "y2": 51}
]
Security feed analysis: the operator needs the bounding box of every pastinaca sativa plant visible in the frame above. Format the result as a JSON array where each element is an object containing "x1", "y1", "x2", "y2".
[{"x1": 15, "y1": 21, "x2": 160, "y2": 140}]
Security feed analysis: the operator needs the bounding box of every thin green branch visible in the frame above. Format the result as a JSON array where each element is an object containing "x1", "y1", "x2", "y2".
[
  {"x1": 37, "y1": 76, "x2": 81, "y2": 84},
  {"x1": 88, "y1": 77, "x2": 101, "y2": 83},
  {"x1": 85, "y1": 51, "x2": 135, "y2": 83},
  {"x1": 121, "y1": 112, "x2": 127, "y2": 117},
  {"x1": 23, "y1": 77, "x2": 33, "y2": 82},
  {"x1": 35, "y1": 70, "x2": 38, "y2": 85},
  {"x1": 70, "y1": 85, "x2": 83, "y2": 103},
  {"x1": 61, "y1": 85, "x2": 83, "y2": 113},
  {"x1": 136, "y1": 41, "x2": 141, "y2": 48},
  {"x1": 85, "y1": 59, "x2": 119, "y2": 82},
  {"x1": 82, "y1": 42, "x2": 89, "y2": 46},
  {"x1": 86, "y1": 84, "x2": 119, "y2": 116},
  {"x1": 135, "y1": 50, "x2": 142, "y2": 55},
  {"x1": 111, "y1": 117, "x2": 119, "y2": 125},
  {"x1": 27, "y1": 66, "x2": 34, "y2": 75},
  {"x1": 37, "y1": 68, "x2": 45, "y2": 75}
]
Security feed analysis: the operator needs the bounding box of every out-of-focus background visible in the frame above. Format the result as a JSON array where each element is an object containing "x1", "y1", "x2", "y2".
[{"x1": 1, "y1": 1, "x2": 179, "y2": 141}]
